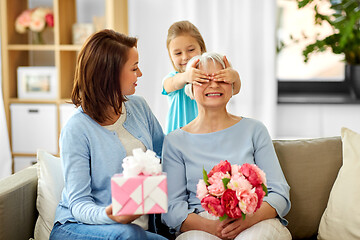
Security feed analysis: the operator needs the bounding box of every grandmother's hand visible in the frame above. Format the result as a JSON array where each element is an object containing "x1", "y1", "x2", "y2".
[
  {"x1": 208, "y1": 219, "x2": 229, "y2": 240},
  {"x1": 219, "y1": 217, "x2": 252, "y2": 239},
  {"x1": 105, "y1": 204, "x2": 142, "y2": 224}
]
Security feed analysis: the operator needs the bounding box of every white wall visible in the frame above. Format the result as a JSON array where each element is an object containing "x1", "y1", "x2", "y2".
[
  {"x1": 2, "y1": 1, "x2": 359, "y2": 144},
  {"x1": 0, "y1": 31, "x2": 12, "y2": 179},
  {"x1": 276, "y1": 104, "x2": 360, "y2": 139}
]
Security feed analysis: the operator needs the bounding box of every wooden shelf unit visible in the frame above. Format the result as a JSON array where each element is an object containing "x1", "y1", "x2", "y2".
[{"x1": 1, "y1": 0, "x2": 128, "y2": 172}]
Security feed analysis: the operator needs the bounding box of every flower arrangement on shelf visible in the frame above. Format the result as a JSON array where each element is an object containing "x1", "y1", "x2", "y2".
[
  {"x1": 197, "y1": 160, "x2": 268, "y2": 220},
  {"x1": 15, "y1": 7, "x2": 54, "y2": 44}
]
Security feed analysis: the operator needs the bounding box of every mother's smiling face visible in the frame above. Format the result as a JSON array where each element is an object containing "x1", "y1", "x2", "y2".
[{"x1": 193, "y1": 60, "x2": 233, "y2": 109}]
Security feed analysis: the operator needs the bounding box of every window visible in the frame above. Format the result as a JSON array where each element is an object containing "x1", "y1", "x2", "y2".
[
  {"x1": 276, "y1": 0, "x2": 356, "y2": 104},
  {"x1": 276, "y1": 0, "x2": 345, "y2": 82}
]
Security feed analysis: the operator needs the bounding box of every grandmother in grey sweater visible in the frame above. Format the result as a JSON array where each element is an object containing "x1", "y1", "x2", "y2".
[{"x1": 162, "y1": 52, "x2": 291, "y2": 240}]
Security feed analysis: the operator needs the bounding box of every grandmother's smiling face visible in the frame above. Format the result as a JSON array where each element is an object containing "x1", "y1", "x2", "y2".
[{"x1": 193, "y1": 61, "x2": 233, "y2": 109}]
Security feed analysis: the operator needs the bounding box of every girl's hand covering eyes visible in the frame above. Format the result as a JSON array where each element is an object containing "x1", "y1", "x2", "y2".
[
  {"x1": 186, "y1": 59, "x2": 210, "y2": 86},
  {"x1": 212, "y1": 56, "x2": 240, "y2": 85}
]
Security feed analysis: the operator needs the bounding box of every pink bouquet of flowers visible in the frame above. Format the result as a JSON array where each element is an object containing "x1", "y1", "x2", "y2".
[
  {"x1": 196, "y1": 160, "x2": 268, "y2": 220},
  {"x1": 15, "y1": 7, "x2": 54, "y2": 34}
]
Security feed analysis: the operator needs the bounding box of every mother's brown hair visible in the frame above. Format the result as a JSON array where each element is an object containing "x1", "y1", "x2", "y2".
[{"x1": 71, "y1": 29, "x2": 137, "y2": 123}]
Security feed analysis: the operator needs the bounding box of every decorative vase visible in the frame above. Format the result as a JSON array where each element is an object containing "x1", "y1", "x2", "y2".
[
  {"x1": 32, "y1": 31, "x2": 44, "y2": 44},
  {"x1": 345, "y1": 64, "x2": 360, "y2": 99}
]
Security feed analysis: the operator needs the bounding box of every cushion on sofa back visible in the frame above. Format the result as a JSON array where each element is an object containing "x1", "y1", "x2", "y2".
[
  {"x1": 34, "y1": 149, "x2": 63, "y2": 240},
  {"x1": 273, "y1": 137, "x2": 342, "y2": 240}
]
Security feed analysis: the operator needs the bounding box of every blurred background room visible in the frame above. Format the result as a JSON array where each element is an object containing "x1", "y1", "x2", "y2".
[{"x1": 1, "y1": 0, "x2": 359, "y2": 178}]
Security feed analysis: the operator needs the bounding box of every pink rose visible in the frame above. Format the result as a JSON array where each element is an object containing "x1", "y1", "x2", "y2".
[
  {"x1": 231, "y1": 164, "x2": 242, "y2": 176},
  {"x1": 240, "y1": 163, "x2": 267, "y2": 187},
  {"x1": 208, "y1": 172, "x2": 230, "y2": 185},
  {"x1": 201, "y1": 195, "x2": 225, "y2": 217},
  {"x1": 221, "y1": 189, "x2": 243, "y2": 218},
  {"x1": 227, "y1": 174, "x2": 252, "y2": 192},
  {"x1": 45, "y1": 13, "x2": 54, "y2": 27},
  {"x1": 227, "y1": 206, "x2": 243, "y2": 219},
  {"x1": 237, "y1": 188, "x2": 258, "y2": 215},
  {"x1": 29, "y1": 15, "x2": 45, "y2": 32},
  {"x1": 196, "y1": 179, "x2": 209, "y2": 201},
  {"x1": 208, "y1": 160, "x2": 231, "y2": 178},
  {"x1": 255, "y1": 186, "x2": 266, "y2": 210},
  {"x1": 208, "y1": 180, "x2": 226, "y2": 197},
  {"x1": 16, "y1": 9, "x2": 32, "y2": 27}
]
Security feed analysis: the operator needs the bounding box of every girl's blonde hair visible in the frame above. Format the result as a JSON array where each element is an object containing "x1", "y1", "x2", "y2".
[
  {"x1": 166, "y1": 20, "x2": 207, "y2": 72},
  {"x1": 184, "y1": 52, "x2": 228, "y2": 100}
]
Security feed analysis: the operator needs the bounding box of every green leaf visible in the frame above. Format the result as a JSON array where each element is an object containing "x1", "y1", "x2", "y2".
[
  {"x1": 203, "y1": 167, "x2": 210, "y2": 186},
  {"x1": 297, "y1": 0, "x2": 312, "y2": 9},
  {"x1": 219, "y1": 213, "x2": 228, "y2": 221},
  {"x1": 242, "y1": 212, "x2": 246, "y2": 220},
  {"x1": 262, "y1": 183, "x2": 268, "y2": 196},
  {"x1": 292, "y1": 0, "x2": 360, "y2": 64},
  {"x1": 222, "y1": 178, "x2": 230, "y2": 189}
]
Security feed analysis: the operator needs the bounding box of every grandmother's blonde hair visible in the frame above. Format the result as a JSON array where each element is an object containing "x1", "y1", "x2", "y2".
[{"x1": 184, "y1": 52, "x2": 228, "y2": 100}]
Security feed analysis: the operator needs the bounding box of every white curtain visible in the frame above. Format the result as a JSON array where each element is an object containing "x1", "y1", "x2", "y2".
[
  {"x1": 128, "y1": 0, "x2": 277, "y2": 136},
  {"x1": 0, "y1": 38, "x2": 12, "y2": 179}
]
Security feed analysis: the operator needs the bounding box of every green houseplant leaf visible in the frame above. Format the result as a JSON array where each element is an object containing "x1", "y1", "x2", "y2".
[{"x1": 294, "y1": 0, "x2": 360, "y2": 65}]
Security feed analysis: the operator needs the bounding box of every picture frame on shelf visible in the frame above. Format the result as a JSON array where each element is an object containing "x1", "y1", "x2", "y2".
[
  {"x1": 17, "y1": 66, "x2": 57, "y2": 99},
  {"x1": 72, "y1": 23, "x2": 95, "y2": 45}
]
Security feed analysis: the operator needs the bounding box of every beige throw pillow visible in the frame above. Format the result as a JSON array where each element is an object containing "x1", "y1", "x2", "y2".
[
  {"x1": 273, "y1": 137, "x2": 342, "y2": 239},
  {"x1": 34, "y1": 150, "x2": 64, "y2": 240},
  {"x1": 318, "y1": 127, "x2": 360, "y2": 240}
]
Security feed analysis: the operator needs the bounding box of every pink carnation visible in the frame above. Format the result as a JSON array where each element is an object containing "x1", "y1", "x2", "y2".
[
  {"x1": 201, "y1": 195, "x2": 225, "y2": 217},
  {"x1": 208, "y1": 160, "x2": 231, "y2": 178},
  {"x1": 240, "y1": 163, "x2": 267, "y2": 187},
  {"x1": 196, "y1": 179, "x2": 208, "y2": 201}
]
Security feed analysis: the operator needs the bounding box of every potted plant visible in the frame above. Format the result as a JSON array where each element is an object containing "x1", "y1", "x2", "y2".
[{"x1": 295, "y1": 0, "x2": 360, "y2": 98}]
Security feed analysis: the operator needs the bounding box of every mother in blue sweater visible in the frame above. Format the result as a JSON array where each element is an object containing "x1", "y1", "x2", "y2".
[
  {"x1": 50, "y1": 30, "x2": 166, "y2": 240},
  {"x1": 162, "y1": 52, "x2": 292, "y2": 240}
]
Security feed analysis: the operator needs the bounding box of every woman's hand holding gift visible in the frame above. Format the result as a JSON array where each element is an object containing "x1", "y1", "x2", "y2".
[{"x1": 105, "y1": 204, "x2": 142, "y2": 224}]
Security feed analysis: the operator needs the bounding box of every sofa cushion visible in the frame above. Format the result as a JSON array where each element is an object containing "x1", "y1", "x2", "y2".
[
  {"x1": 317, "y1": 128, "x2": 360, "y2": 240},
  {"x1": 0, "y1": 165, "x2": 38, "y2": 240},
  {"x1": 273, "y1": 137, "x2": 342, "y2": 239},
  {"x1": 34, "y1": 150, "x2": 63, "y2": 240}
]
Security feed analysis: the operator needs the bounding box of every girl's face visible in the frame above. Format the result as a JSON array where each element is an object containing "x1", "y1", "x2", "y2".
[
  {"x1": 168, "y1": 34, "x2": 202, "y2": 72},
  {"x1": 120, "y1": 47, "x2": 142, "y2": 95},
  {"x1": 193, "y1": 61, "x2": 232, "y2": 108}
]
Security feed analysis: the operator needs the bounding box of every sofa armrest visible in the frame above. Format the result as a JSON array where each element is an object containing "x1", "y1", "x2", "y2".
[{"x1": 0, "y1": 164, "x2": 38, "y2": 240}]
